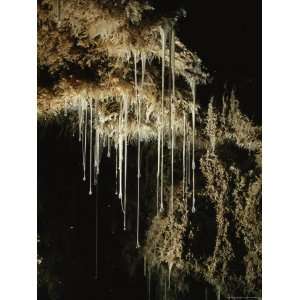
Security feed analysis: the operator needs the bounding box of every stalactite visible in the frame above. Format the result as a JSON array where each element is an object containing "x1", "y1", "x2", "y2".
[
  {"x1": 159, "y1": 27, "x2": 166, "y2": 213},
  {"x1": 191, "y1": 80, "x2": 196, "y2": 212},
  {"x1": 89, "y1": 99, "x2": 93, "y2": 195}
]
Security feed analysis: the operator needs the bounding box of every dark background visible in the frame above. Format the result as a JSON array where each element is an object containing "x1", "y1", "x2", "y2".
[{"x1": 38, "y1": 1, "x2": 260, "y2": 299}]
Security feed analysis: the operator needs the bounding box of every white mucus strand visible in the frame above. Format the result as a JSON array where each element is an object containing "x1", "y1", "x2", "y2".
[
  {"x1": 115, "y1": 142, "x2": 118, "y2": 196},
  {"x1": 170, "y1": 103, "x2": 174, "y2": 215},
  {"x1": 191, "y1": 79, "x2": 196, "y2": 213},
  {"x1": 64, "y1": 98, "x2": 67, "y2": 116},
  {"x1": 187, "y1": 135, "x2": 191, "y2": 186},
  {"x1": 78, "y1": 98, "x2": 83, "y2": 142},
  {"x1": 107, "y1": 136, "x2": 111, "y2": 158},
  {"x1": 134, "y1": 51, "x2": 141, "y2": 249},
  {"x1": 183, "y1": 113, "x2": 186, "y2": 201},
  {"x1": 148, "y1": 265, "x2": 151, "y2": 300},
  {"x1": 118, "y1": 101, "x2": 124, "y2": 212},
  {"x1": 144, "y1": 255, "x2": 147, "y2": 277},
  {"x1": 159, "y1": 27, "x2": 166, "y2": 213},
  {"x1": 171, "y1": 28, "x2": 175, "y2": 98},
  {"x1": 82, "y1": 103, "x2": 87, "y2": 182},
  {"x1": 156, "y1": 122, "x2": 161, "y2": 216},
  {"x1": 94, "y1": 128, "x2": 100, "y2": 176},
  {"x1": 141, "y1": 53, "x2": 146, "y2": 89},
  {"x1": 164, "y1": 274, "x2": 167, "y2": 300},
  {"x1": 168, "y1": 262, "x2": 173, "y2": 289},
  {"x1": 123, "y1": 96, "x2": 128, "y2": 231},
  {"x1": 89, "y1": 99, "x2": 93, "y2": 195},
  {"x1": 170, "y1": 27, "x2": 175, "y2": 215}
]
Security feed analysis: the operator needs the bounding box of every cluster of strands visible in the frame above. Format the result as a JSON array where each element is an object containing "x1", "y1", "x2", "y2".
[{"x1": 67, "y1": 29, "x2": 198, "y2": 252}]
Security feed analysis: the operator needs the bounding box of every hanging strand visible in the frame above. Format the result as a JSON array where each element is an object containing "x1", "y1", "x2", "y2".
[
  {"x1": 78, "y1": 98, "x2": 84, "y2": 142},
  {"x1": 64, "y1": 98, "x2": 67, "y2": 116},
  {"x1": 170, "y1": 104, "x2": 174, "y2": 215},
  {"x1": 169, "y1": 27, "x2": 175, "y2": 215},
  {"x1": 164, "y1": 272, "x2": 167, "y2": 300},
  {"x1": 191, "y1": 80, "x2": 196, "y2": 212},
  {"x1": 148, "y1": 265, "x2": 151, "y2": 300},
  {"x1": 115, "y1": 142, "x2": 118, "y2": 196},
  {"x1": 107, "y1": 136, "x2": 111, "y2": 158},
  {"x1": 82, "y1": 104, "x2": 87, "y2": 181},
  {"x1": 183, "y1": 113, "x2": 186, "y2": 202},
  {"x1": 95, "y1": 180, "x2": 99, "y2": 279},
  {"x1": 159, "y1": 27, "x2": 166, "y2": 213},
  {"x1": 89, "y1": 99, "x2": 93, "y2": 195},
  {"x1": 156, "y1": 123, "x2": 161, "y2": 216},
  {"x1": 94, "y1": 128, "x2": 100, "y2": 178},
  {"x1": 118, "y1": 100, "x2": 124, "y2": 212},
  {"x1": 187, "y1": 136, "x2": 191, "y2": 186},
  {"x1": 134, "y1": 52, "x2": 141, "y2": 249},
  {"x1": 123, "y1": 96, "x2": 128, "y2": 231}
]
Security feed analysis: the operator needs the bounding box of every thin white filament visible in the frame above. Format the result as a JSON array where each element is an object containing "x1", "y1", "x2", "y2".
[
  {"x1": 141, "y1": 53, "x2": 146, "y2": 89},
  {"x1": 94, "y1": 128, "x2": 100, "y2": 176},
  {"x1": 115, "y1": 143, "x2": 118, "y2": 196},
  {"x1": 78, "y1": 99, "x2": 83, "y2": 142},
  {"x1": 118, "y1": 101, "x2": 124, "y2": 212},
  {"x1": 82, "y1": 105, "x2": 87, "y2": 181},
  {"x1": 134, "y1": 52, "x2": 141, "y2": 249},
  {"x1": 64, "y1": 98, "x2": 67, "y2": 116},
  {"x1": 183, "y1": 113, "x2": 186, "y2": 201},
  {"x1": 89, "y1": 99, "x2": 93, "y2": 195},
  {"x1": 144, "y1": 256, "x2": 147, "y2": 277},
  {"x1": 95, "y1": 183, "x2": 98, "y2": 279},
  {"x1": 170, "y1": 104, "x2": 174, "y2": 215},
  {"x1": 191, "y1": 80, "x2": 196, "y2": 212},
  {"x1": 123, "y1": 96, "x2": 128, "y2": 231},
  {"x1": 164, "y1": 274, "x2": 167, "y2": 300},
  {"x1": 159, "y1": 27, "x2": 166, "y2": 213},
  {"x1": 168, "y1": 262, "x2": 173, "y2": 289},
  {"x1": 170, "y1": 28, "x2": 175, "y2": 215},
  {"x1": 107, "y1": 136, "x2": 111, "y2": 158},
  {"x1": 156, "y1": 123, "x2": 161, "y2": 216},
  {"x1": 148, "y1": 265, "x2": 151, "y2": 300},
  {"x1": 187, "y1": 137, "x2": 191, "y2": 186}
]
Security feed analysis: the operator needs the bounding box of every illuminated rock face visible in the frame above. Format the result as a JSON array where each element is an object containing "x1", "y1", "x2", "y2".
[{"x1": 38, "y1": 1, "x2": 261, "y2": 299}]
